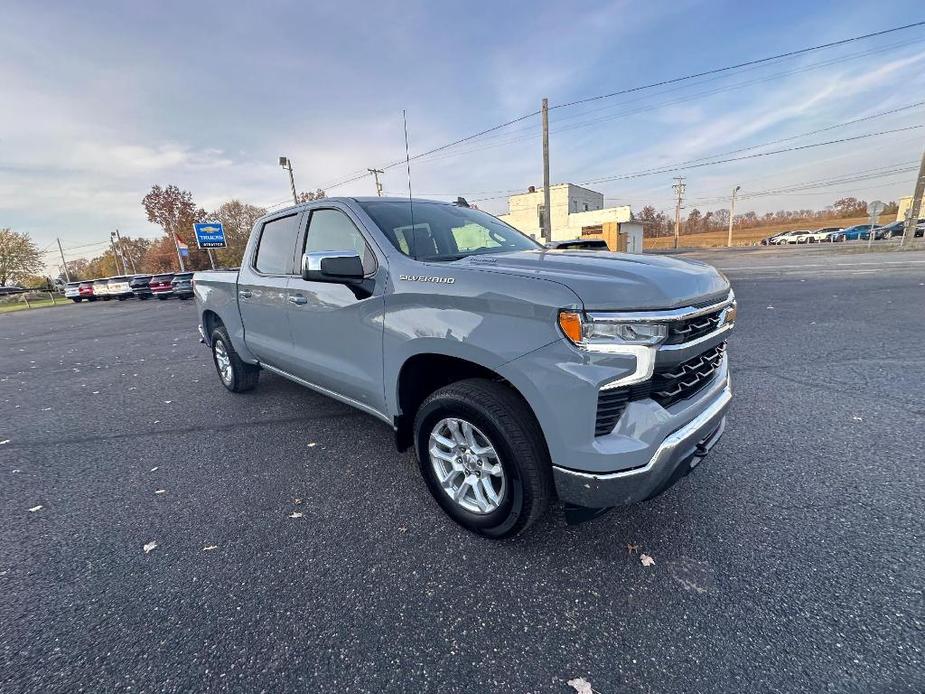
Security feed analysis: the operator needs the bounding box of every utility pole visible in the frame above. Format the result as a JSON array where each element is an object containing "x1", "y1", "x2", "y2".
[
  {"x1": 115, "y1": 229, "x2": 137, "y2": 274},
  {"x1": 727, "y1": 185, "x2": 740, "y2": 247},
  {"x1": 57, "y1": 238, "x2": 70, "y2": 282},
  {"x1": 541, "y1": 97, "x2": 552, "y2": 243},
  {"x1": 279, "y1": 156, "x2": 298, "y2": 205},
  {"x1": 901, "y1": 146, "x2": 925, "y2": 247},
  {"x1": 673, "y1": 177, "x2": 686, "y2": 249},
  {"x1": 110, "y1": 232, "x2": 127, "y2": 274},
  {"x1": 109, "y1": 234, "x2": 123, "y2": 275},
  {"x1": 368, "y1": 168, "x2": 384, "y2": 197}
]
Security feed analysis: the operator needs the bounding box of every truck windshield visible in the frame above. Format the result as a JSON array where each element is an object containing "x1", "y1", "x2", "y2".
[{"x1": 359, "y1": 200, "x2": 542, "y2": 261}]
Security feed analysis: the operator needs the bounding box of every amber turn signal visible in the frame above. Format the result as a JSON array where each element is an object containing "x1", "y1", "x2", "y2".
[{"x1": 558, "y1": 310, "x2": 584, "y2": 344}]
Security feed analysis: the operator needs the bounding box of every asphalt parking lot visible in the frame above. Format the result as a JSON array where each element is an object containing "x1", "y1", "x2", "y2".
[{"x1": 2, "y1": 249, "x2": 923, "y2": 693}]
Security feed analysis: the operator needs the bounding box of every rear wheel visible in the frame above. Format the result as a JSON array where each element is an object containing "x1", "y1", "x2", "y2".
[
  {"x1": 72, "y1": 298, "x2": 81, "y2": 303},
  {"x1": 414, "y1": 378, "x2": 553, "y2": 539},
  {"x1": 211, "y1": 326, "x2": 259, "y2": 393}
]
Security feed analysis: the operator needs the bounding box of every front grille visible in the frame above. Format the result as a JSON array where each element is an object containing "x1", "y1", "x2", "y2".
[
  {"x1": 647, "y1": 343, "x2": 726, "y2": 408},
  {"x1": 664, "y1": 308, "x2": 724, "y2": 345},
  {"x1": 594, "y1": 343, "x2": 725, "y2": 436}
]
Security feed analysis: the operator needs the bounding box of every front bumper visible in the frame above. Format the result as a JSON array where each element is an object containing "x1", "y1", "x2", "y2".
[{"x1": 552, "y1": 383, "x2": 731, "y2": 509}]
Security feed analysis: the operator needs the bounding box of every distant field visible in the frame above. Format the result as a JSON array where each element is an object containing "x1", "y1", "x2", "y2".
[{"x1": 643, "y1": 214, "x2": 894, "y2": 250}]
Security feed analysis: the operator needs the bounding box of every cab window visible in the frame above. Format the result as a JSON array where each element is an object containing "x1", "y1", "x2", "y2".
[{"x1": 254, "y1": 214, "x2": 300, "y2": 274}]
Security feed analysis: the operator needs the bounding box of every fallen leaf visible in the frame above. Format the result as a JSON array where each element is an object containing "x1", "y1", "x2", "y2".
[
  {"x1": 307, "y1": 442, "x2": 317, "y2": 448},
  {"x1": 143, "y1": 541, "x2": 158, "y2": 554},
  {"x1": 640, "y1": 553, "x2": 656, "y2": 567},
  {"x1": 150, "y1": 466, "x2": 158, "y2": 472},
  {"x1": 293, "y1": 498, "x2": 303, "y2": 505},
  {"x1": 153, "y1": 420, "x2": 160, "y2": 424},
  {"x1": 164, "y1": 400, "x2": 172, "y2": 404},
  {"x1": 12, "y1": 469, "x2": 21, "y2": 473},
  {"x1": 627, "y1": 543, "x2": 640, "y2": 555},
  {"x1": 0, "y1": 440, "x2": 10, "y2": 445},
  {"x1": 41, "y1": 407, "x2": 52, "y2": 411},
  {"x1": 28, "y1": 505, "x2": 43, "y2": 512},
  {"x1": 202, "y1": 545, "x2": 219, "y2": 551},
  {"x1": 852, "y1": 416, "x2": 863, "y2": 422},
  {"x1": 154, "y1": 489, "x2": 166, "y2": 495},
  {"x1": 288, "y1": 512, "x2": 304, "y2": 519},
  {"x1": 91, "y1": 391, "x2": 100, "y2": 394},
  {"x1": 568, "y1": 677, "x2": 594, "y2": 694},
  {"x1": 766, "y1": 306, "x2": 774, "y2": 310}
]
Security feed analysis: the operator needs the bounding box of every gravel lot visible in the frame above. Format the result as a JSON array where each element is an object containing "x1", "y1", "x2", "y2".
[{"x1": 1, "y1": 251, "x2": 923, "y2": 693}]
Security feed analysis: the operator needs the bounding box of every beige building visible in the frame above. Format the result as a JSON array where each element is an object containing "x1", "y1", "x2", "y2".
[
  {"x1": 499, "y1": 183, "x2": 633, "y2": 242},
  {"x1": 896, "y1": 195, "x2": 923, "y2": 222}
]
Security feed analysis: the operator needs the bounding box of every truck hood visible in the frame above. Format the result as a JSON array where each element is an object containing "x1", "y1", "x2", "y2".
[{"x1": 460, "y1": 250, "x2": 730, "y2": 311}]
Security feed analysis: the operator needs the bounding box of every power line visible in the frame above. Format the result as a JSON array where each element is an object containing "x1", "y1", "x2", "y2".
[
  {"x1": 553, "y1": 21, "x2": 925, "y2": 111},
  {"x1": 320, "y1": 21, "x2": 925, "y2": 191}
]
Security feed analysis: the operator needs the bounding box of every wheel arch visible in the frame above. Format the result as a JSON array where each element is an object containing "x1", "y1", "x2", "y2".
[{"x1": 392, "y1": 351, "x2": 545, "y2": 455}]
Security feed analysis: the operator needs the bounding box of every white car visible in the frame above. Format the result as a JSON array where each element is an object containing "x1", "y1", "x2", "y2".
[
  {"x1": 107, "y1": 276, "x2": 133, "y2": 300},
  {"x1": 64, "y1": 282, "x2": 82, "y2": 302},
  {"x1": 772, "y1": 231, "x2": 805, "y2": 245},
  {"x1": 92, "y1": 278, "x2": 112, "y2": 300},
  {"x1": 805, "y1": 227, "x2": 843, "y2": 243}
]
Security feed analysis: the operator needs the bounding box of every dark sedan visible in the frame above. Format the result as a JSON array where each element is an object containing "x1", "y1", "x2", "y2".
[
  {"x1": 130, "y1": 275, "x2": 153, "y2": 299},
  {"x1": 170, "y1": 272, "x2": 194, "y2": 299}
]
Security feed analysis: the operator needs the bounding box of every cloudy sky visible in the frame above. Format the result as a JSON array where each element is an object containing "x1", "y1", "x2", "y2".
[{"x1": 2, "y1": 0, "x2": 924, "y2": 267}]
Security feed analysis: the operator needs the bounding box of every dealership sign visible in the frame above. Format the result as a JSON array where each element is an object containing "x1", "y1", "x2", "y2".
[{"x1": 193, "y1": 222, "x2": 227, "y2": 249}]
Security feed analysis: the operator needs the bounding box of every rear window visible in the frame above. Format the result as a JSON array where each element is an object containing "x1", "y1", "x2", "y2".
[{"x1": 254, "y1": 214, "x2": 300, "y2": 274}]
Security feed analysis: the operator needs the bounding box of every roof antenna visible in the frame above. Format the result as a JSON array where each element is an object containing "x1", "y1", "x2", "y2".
[{"x1": 403, "y1": 109, "x2": 416, "y2": 255}]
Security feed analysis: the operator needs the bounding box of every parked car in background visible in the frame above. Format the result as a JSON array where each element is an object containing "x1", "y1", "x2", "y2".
[
  {"x1": 545, "y1": 239, "x2": 609, "y2": 250},
  {"x1": 805, "y1": 227, "x2": 843, "y2": 242},
  {"x1": 170, "y1": 272, "x2": 195, "y2": 299},
  {"x1": 760, "y1": 232, "x2": 789, "y2": 245},
  {"x1": 0, "y1": 286, "x2": 26, "y2": 296},
  {"x1": 774, "y1": 231, "x2": 810, "y2": 244},
  {"x1": 107, "y1": 276, "x2": 133, "y2": 300},
  {"x1": 93, "y1": 278, "x2": 113, "y2": 300},
  {"x1": 78, "y1": 281, "x2": 96, "y2": 301},
  {"x1": 64, "y1": 282, "x2": 83, "y2": 302},
  {"x1": 150, "y1": 273, "x2": 175, "y2": 299},
  {"x1": 834, "y1": 224, "x2": 875, "y2": 241},
  {"x1": 130, "y1": 275, "x2": 153, "y2": 299}
]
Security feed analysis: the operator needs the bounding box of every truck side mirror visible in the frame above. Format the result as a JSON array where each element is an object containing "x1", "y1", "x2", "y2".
[{"x1": 301, "y1": 251, "x2": 365, "y2": 283}]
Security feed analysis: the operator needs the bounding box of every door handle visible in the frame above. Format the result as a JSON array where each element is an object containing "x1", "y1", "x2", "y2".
[
  {"x1": 288, "y1": 295, "x2": 308, "y2": 305},
  {"x1": 239, "y1": 290, "x2": 253, "y2": 299}
]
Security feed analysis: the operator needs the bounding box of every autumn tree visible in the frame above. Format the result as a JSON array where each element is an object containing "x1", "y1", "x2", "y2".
[
  {"x1": 832, "y1": 197, "x2": 867, "y2": 218},
  {"x1": 142, "y1": 184, "x2": 209, "y2": 270},
  {"x1": 208, "y1": 200, "x2": 267, "y2": 267},
  {"x1": 297, "y1": 189, "x2": 326, "y2": 203},
  {"x1": 0, "y1": 228, "x2": 43, "y2": 286}
]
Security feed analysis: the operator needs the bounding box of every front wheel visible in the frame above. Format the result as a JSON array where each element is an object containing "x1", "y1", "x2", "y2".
[
  {"x1": 211, "y1": 326, "x2": 259, "y2": 393},
  {"x1": 72, "y1": 298, "x2": 81, "y2": 303},
  {"x1": 414, "y1": 378, "x2": 553, "y2": 539}
]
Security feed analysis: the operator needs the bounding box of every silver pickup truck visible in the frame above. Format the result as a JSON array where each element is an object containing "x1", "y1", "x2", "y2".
[{"x1": 193, "y1": 197, "x2": 735, "y2": 537}]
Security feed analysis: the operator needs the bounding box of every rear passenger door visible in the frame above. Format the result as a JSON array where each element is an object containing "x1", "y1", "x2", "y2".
[{"x1": 237, "y1": 212, "x2": 302, "y2": 370}]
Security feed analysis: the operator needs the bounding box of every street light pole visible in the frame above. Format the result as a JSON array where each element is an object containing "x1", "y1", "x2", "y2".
[
  {"x1": 727, "y1": 185, "x2": 740, "y2": 247},
  {"x1": 279, "y1": 156, "x2": 298, "y2": 205}
]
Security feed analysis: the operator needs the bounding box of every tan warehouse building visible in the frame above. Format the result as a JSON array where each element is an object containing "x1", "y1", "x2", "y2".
[{"x1": 498, "y1": 183, "x2": 641, "y2": 250}]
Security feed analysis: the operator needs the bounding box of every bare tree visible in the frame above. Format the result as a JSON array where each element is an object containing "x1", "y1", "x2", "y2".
[{"x1": 0, "y1": 228, "x2": 43, "y2": 286}]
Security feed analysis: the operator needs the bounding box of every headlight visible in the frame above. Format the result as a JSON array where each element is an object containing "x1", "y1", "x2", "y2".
[{"x1": 558, "y1": 311, "x2": 667, "y2": 350}]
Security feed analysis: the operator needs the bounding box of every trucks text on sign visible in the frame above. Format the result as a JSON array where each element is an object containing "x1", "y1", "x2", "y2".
[{"x1": 193, "y1": 222, "x2": 227, "y2": 249}]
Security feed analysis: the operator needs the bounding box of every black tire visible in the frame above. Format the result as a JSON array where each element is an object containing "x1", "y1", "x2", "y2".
[
  {"x1": 413, "y1": 378, "x2": 553, "y2": 539},
  {"x1": 88, "y1": 297, "x2": 97, "y2": 302},
  {"x1": 72, "y1": 298, "x2": 81, "y2": 303},
  {"x1": 210, "y1": 326, "x2": 259, "y2": 393},
  {"x1": 157, "y1": 295, "x2": 168, "y2": 300}
]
